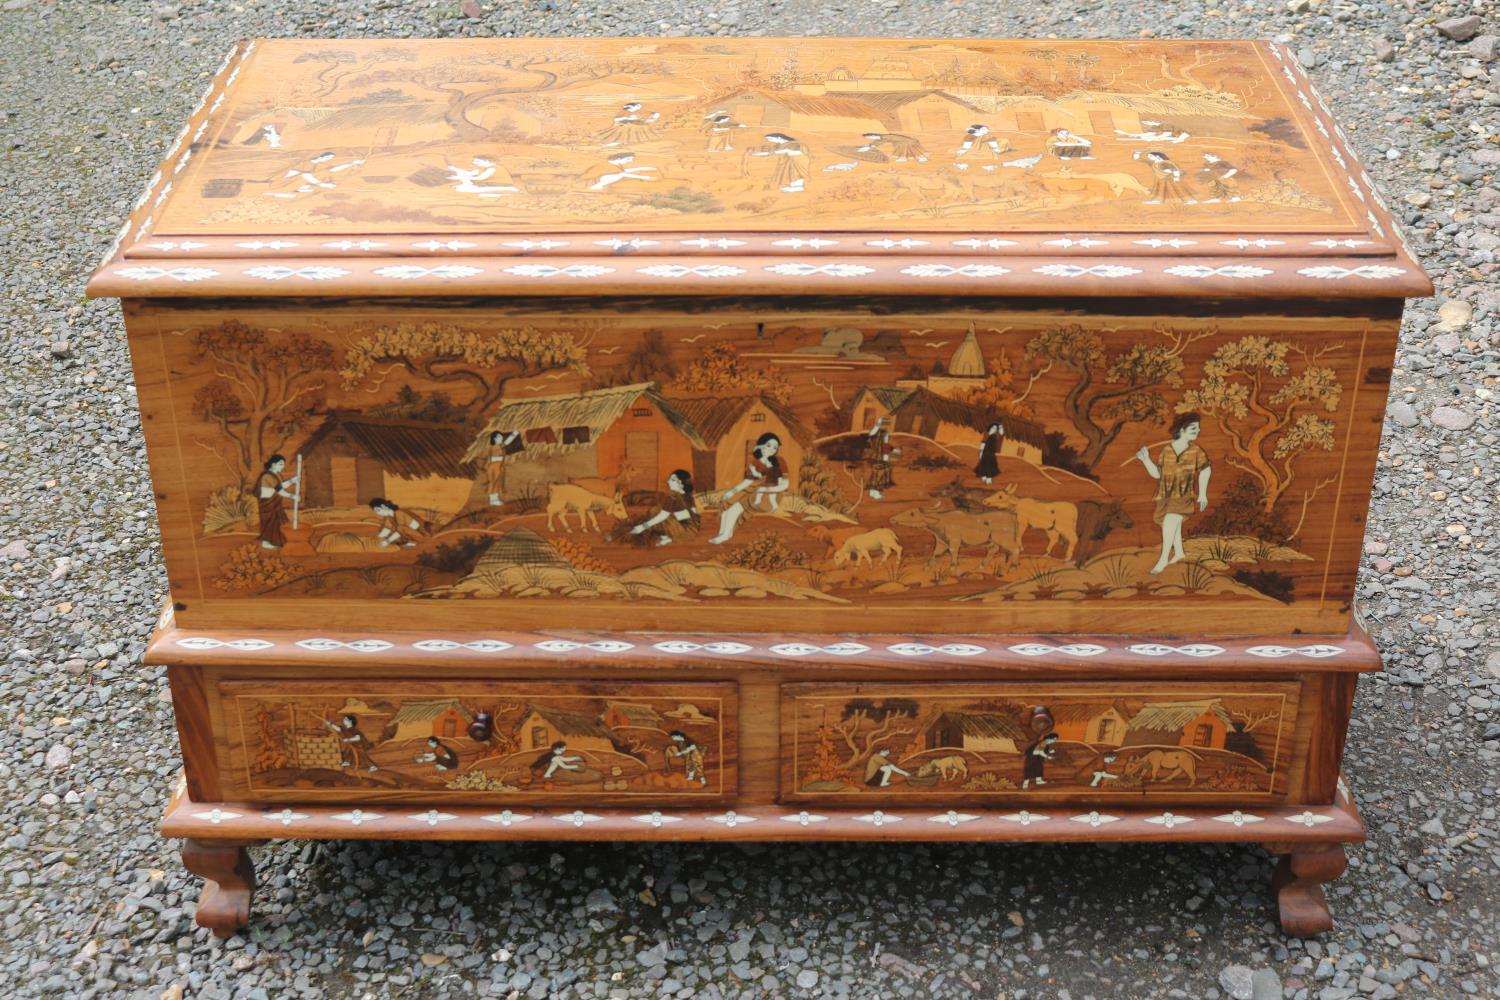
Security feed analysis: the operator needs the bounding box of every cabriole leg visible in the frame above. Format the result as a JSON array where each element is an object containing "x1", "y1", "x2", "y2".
[
  {"x1": 1271, "y1": 844, "x2": 1348, "y2": 937},
  {"x1": 181, "y1": 839, "x2": 259, "y2": 938}
]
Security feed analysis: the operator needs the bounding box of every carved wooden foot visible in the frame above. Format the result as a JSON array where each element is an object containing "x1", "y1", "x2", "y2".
[
  {"x1": 1271, "y1": 844, "x2": 1347, "y2": 937},
  {"x1": 181, "y1": 839, "x2": 258, "y2": 938}
]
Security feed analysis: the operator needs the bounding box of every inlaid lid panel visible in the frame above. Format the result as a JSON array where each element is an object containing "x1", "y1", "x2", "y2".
[{"x1": 88, "y1": 37, "x2": 1429, "y2": 299}]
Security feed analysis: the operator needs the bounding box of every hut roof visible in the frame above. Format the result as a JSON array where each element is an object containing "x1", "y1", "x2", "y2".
[
  {"x1": 523, "y1": 704, "x2": 617, "y2": 741},
  {"x1": 605, "y1": 702, "x2": 663, "y2": 726},
  {"x1": 851, "y1": 386, "x2": 914, "y2": 412},
  {"x1": 473, "y1": 528, "x2": 567, "y2": 570},
  {"x1": 1049, "y1": 702, "x2": 1124, "y2": 725},
  {"x1": 665, "y1": 394, "x2": 813, "y2": 448},
  {"x1": 391, "y1": 698, "x2": 473, "y2": 726},
  {"x1": 928, "y1": 711, "x2": 1027, "y2": 743},
  {"x1": 857, "y1": 90, "x2": 982, "y2": 115},
  {"x1": 948, "y1": 325, "x2": 985, "y2": 377},
  {"x1": 464, "y1": 383, "x2": 705, "y2": 462},
  {"x1": 723, "y1": 88, "x2": 891, "y2": 125},
  {"x1": 890, "y1": 386, "x2": 991, "y2": 430},
  {"x1": 299, "y1": 412, "x2": 471, "y2": 480},
  {"x1": 1127, "y1": 700, "x2": 1232, "y2": 734},
  {"x1": 999, "y1": 414, "x2": 1048, "y2": 450}
]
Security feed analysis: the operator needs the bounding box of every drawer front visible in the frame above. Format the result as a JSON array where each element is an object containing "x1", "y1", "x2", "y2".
[
  {"x1": 218, "y1": 680, "x2": 736, "y2": 804},
  {"x1": 781, "y1": 681, "x2": 1300, "y2": 805}
]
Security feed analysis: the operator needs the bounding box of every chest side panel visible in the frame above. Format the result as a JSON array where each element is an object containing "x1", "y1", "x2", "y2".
[{"x1": 125, "y1": 297, "x2": 1396, "y2": 635}]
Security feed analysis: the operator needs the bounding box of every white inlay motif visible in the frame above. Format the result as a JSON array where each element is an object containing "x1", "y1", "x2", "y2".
[
  {"x1": 411, "y1": 810, "x2": 457, "y2": 827},
  {"x1": 855, "y1": 811, "x2": 900, "y2": 827},
  {"x1": 374, "y1": 265, "x2": 484, "y2": 279},
  {"x1": 143, "y1": 240, "x2": 207, "y2": 251},
  {"x1": 651, "y1": 641, "x2": 754, "y2": 655},
  {"x1": 1126, "y1": 643, "x2": 1227, "y2": 658},
  {"x1": 1033, "y1": 264, "x2": 1140, "y2": 278},
  {"x1": 323, "y1": 240, "x2": 388, "y2": 251},
  {"x1": 900, "y1": 263, "x2": 1010, "y2": 278},
  {"x1": 1145, "y1": 813, "x2": 1194, "y2": 829},
  {"x1": 1071, "y1": 811, "x2": 1120, "y2": 828},
  {"x1": 632, "y1": 812, "x2": 682, "y2": 828},
  {"x1": 1008, "y1": 643, "x2": 1107, "y2": 657},
  {"x1": 764, "y1": 262, "x2": 874, "y2": 277},
  {"x1": 887, "y1": 642, "x2": 987, "y2": 657},
  {"x1": 1000, "y1": 811, "x2": 1049, "y2": 826},
  {"x1": 334, "y1": 810, "x2": 382, "y2": 826},
  {"x1": 410, "y1": 639, "x2": 514, "y2": 653},
  {"x1": 593, "y1": 238, "x2": 659, "y2": 250},
  {"x1": 928, "y1": 811, "x2": 979, "y2": 827},
  {"x1": 176, "y1": 637, "x2": 274, "y2": 651},
  {"x1": 1310, "y1": 239, "x2": 1374, "y2": 249},
  {"x1": 1244, "y1": 644, "x2": 1345, "y2": 659},
  {"x1": 1133, "y1": 238, "x2": 1197, "y2": 248},
  {"x1": 867, "y1": 238, "x2": 930, "y2": 249},
  {"x1": 235, "y1": 240, "x2": 299, "y2": 250},
  {"x1": 556, "y1": 811, "x2": 602, "y2": 827},
  {"x1": 503, "y1": 264, "x2": 615, "y2": 278},
  {"x1": 771, "y1": 237, "x2": 839, "y2": 249},
  {"x1": 1043, "y1": 237, "x2": 1109, "y2": 249},
  {"x1": 502, "y1": 239, "x2": 569, "y2": 250},
  {"x1": 952, "y1": 238, "x2": 1019, "y2": 249},
  {"x1": 679, "y1": 238, "x2": 746, "y2": 249},
  {"x1": 116, "y1": 266, "x2": 220, "y2": 282},
  {"x1": 294, "y1": 638, "x2": 395, "y2": 652},
  {"x1": 768, "y1": 642, "x2": 870, "y2": 657},
  {"x1": 1287, "y1": 811, "x2": 1334, "y2": 827},
  {"x1": 636, "y1": 264, "x2": 747, "y2": 278},
  {"x1": 1212, "y1": 811, "x2": 1262, "y2": 827},
  {"x1": 270, "y1": 809, "x2": 308, "y2": 826},
  {"x1": 412, "y1": 239, "x2": 477, "y2": 251},
  {"x1": 1164, "y1": 265, "x2": 1273, "y2": 279},
  {"x1": 708, "y1": 811, "x2": 755, "y2": 827},
  {"x1": 534, "y1": 639, "x2": 634, "y2": 653},
  {"x1": 481, "y1": 811, "x2": 532, "y2": 827},
  {"x1": 244, "y1": 265, "x2": 350, "y2": 281},
  {"x1": 195, "y1": 809, "x2": 240, "y2": 825},
  {"x1": 1220, "y1": 238, "x2": 1285, "y2": 250},
  {"x1": 1297, "y1": 265, "x2": 1406, "y2": 281},
  {"x1": 781, "y1": 811, "x2": 828, "y2": 827}
]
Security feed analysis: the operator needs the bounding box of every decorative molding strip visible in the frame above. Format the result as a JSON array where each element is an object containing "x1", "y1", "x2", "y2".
[{"x1": 1008, "y1": 643, "x2": 1108, "y2": 657}]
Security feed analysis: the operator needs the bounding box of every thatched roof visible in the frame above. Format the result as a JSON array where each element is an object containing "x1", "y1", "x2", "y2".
[
  {"x1": 1000, "y1": 414, "x2": 1048, "y2": 450},
  {"x1": 300, "y1": 412, "x2": 471, "y2": 479},
  {"x1": 1049, "y1": 702, "x2": 1125, "y2": 725},
  {"x1": 948, "y1": 325, "x2": 985, "y2": 377},
  {"x1": 1127, "y1": 700, "x2": 1232, "y2": 734},
  {"x1": 665, "y1": 395, "x2": 813, "y2": 448},
  {"x1": 473, "y1": 529, "x2": 567, "y2": 570},
  {"x1": 721, "y1": 88, "x2": 891, "y2": 125},
  {"x1": 522, "y1": 705, "x2": 616, "y2": 741},
  {"x1": 927, "y1": 711, "x2": 1027, "y2": 743},
  {"x1": 464, "y1": 383, "x2": 705, "y2": 462},
  {"x1": 890, "y1": 386, "x2": 991, "y2": 429},
  {"x1": 392, "y1": 698, "x2": 472, "y2": 726},
  {"x1": 605, "y1": 702, "x2": 662, "y2": 727},
  {"x1": 850, "y1": 386, "x2": 914, "y2": 412}
]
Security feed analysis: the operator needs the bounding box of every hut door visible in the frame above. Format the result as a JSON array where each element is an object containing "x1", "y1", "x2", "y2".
[
  {"x1": 1096, "y1": 718, "x2": 1115, "y2": 743},
  {"x1": 859, "y1": 407, "x2": 876, "y2": 430},
  {"x1": 442, "y1": 717, "x2": 457, "y2": 738},
  {"x1": 1015, "y1": 111, "x2": 1045, "y2": 131},
  {"x1": 1191, "y1": 723, "x2": 1213, "y2": 747},
  {"x1": 624, "y1": 432, "x2": 658, "y2": 491},
  {"x1": 1088, "y1": 111, "x2": 1114, "y2": 134},
  {"x1": 330, "y1": 456, "x2": 359, "y2": 507},
  {"x1": 530, "y1": 726, "x2": 548, "y2": 748}
]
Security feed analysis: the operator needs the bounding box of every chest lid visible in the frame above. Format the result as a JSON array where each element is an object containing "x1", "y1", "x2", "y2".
[{"x1": 87, "y1": 37, "x2": 1429, "y2": 300}]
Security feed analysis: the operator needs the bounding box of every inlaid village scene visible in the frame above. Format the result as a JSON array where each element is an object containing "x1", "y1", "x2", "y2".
[
  {"x1": 166, "y1": 306, "x2": 1363, "y2": 621},
  {"x1": 784, "y1": 687, "x2": 1296, "y2": 800},
  {"x1": 232, "y1": 686, "x2": 732, "y2": 799},
  {"x1": 162, "y1": 37, "x2": 1353, "y2": 233}
]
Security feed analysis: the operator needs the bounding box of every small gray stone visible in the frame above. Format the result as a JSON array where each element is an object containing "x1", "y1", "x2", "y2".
[
  {"x1": 44, "y1": 744, "x2": 71, "y2": 769},
  {"x1": 1430, "y1": 406, "x2": 1476, "y2": 431},
  {"x1": 1220, "y1": 965, "x2": 1256, "y2": 1000},
  {"x1": 1251, "y1": 967, "x2": 1285, "y2": 1000},
  {"x1": 1418, "y1": 817, "x2": 1447, "y2": 837},
  {"x1": 1437, "y1": 16, "x2": 1484, "y2": 42},
  {"x1": 796, "y1": 970, "x2": 818, "y2": 989},
  {"x1": 1468, "y1": 34, "x2": 1500, "y2": 60},
  {"x1": 1373, "y1": 39, "x2": 1396, "y2": 63},
  {"x1": 1388, "y1": 400, "x2": 1418, "y2": 428},
  {"x1": 49, "y1": 339, "x2": 70, "y2": 358},
  {"x1": 0, "y1": 540, "x2": 29, "y2": 560}
]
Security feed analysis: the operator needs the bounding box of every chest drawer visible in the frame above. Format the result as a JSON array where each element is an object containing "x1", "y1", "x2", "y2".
[
  {"x1": 781, "y1": 681, "x2": 1301, "y2": 806},
  {"x1": 213, "y1": 679, "x2": 737, "y2": 805}
]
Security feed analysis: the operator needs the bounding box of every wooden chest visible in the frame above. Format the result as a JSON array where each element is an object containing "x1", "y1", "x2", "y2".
[{"x1": 88, "y1": 37, "x2": 1428, "y2": 938}]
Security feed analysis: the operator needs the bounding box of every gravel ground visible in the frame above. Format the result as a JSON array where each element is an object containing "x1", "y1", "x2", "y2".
[{"x1": 2, "y1": 1, "x2": 1498, "y2": 998}]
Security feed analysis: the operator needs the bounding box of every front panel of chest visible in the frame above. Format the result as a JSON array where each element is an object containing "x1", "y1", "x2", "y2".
[{"x1": 125, "y1": 297, "x2": 1396, "y2": 635}]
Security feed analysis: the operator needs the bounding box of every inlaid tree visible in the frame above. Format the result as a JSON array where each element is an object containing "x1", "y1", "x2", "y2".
[
  {"x1": 670, "y1": 342, "x2": 790, "y2": 403},
  {"x1": 1022, "y1": 324, "x2": 1212, "y2": 470},
  {"x1": 1179, "y1": 335, "x2": 1344, "y2": 530},
  {"x1": 339, "y1": 322, "x2": 590, "y2": 416},
  {"x1": 189, "y1": 320, "x2": 333, "y2": 486}
]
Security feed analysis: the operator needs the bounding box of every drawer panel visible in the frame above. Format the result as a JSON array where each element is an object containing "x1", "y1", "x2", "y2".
[
  {"x1": 781, "y1": 681, "x2": 1300, "y2": 805},
  {"x1": 218, "y1": 680, "x2": 736, "y2": 804}
]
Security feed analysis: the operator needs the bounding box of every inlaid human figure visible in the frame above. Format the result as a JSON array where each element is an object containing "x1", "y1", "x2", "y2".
[
  {"x1": 745, "y1": 133, "x2": 808, "y2": 192},
  {"x1": 1021, "y1": 732, "x2": 1058, "y2": 789},
  {"x1": 415, "y1": 735, "x2": 460, "y2": 772},
  {"x1": 597, "y1": 102, "x2": 660, "y2": 147},
  {"x1": 1135, "y1": 411, "x2": 1213, "y2": 575},
  {"x1": 1195, "y1": 152, "x2": 1241, "y2": 203},
  {"x1": 1134, "y1": 150, "x2": 1189, "y2": 205},
  {"x1": 864, "y1": 747, "x2": 911, "y2": 788},
  {"x1": 710, "y1": 434, "x2": 789, "y2": 544},
  {"x1": 447, "y1": 156, "x2": 520, "y2": 198},
  {"x1": 1089, "y1": 753, "x2": 1122, "y2": 788},
  {"x1": 1044, "y1": 128, "x2": 1093, "y2": 160},
  {"x1": 630, "y1": 469, "x2": 700, "y2": 547},
  {"x1": 370, "y1": 498, "x2": 431, "y2": 548},
  {"x1": 857, "y1": 131, "x2": 929, "y2": 163},
  {"x1": 241, "y1": 123, "x2": 283, "y2": 148},
  {"x1": 702, "y1": 111, "x2": 743, "y2": 152},
  {"x1": 266, "y1": 150, "x2": 365, "y2": 199},
  {"x1": 974, "y1": 420, "x2": 1005, "y2": 485},
  {"x1": 579, "y1": 152, "x2": 657, "y2": 191},
  {"x1": 666, "y1": 730, "x2": 709, "y2": 786},
  {"x1": 865, "y1": 417, "x2": 897, "y2": 500},
  {"x1": 954, "y1": 123, "x2": 1012, "y2": 170},
  {"x1": 531, "y1": 741, "x2": 584, "y2": 781},
  {"x1": 484, "y1": 430, "x2": 524, "y2": 506},
  {"x1": 333, "y1": 714, "x2": 379, "y2": 772},
  {"x1": 254, "y1": 454, "x2": 298, "y2": 550}
]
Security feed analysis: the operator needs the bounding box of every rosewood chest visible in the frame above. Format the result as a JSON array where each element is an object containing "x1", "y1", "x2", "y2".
[{"x1": 88, "y1": 37, "x2": 1429, "y2": 938}]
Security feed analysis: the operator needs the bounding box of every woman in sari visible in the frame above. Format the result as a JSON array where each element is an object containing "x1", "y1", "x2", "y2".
[{"x1": 1135, "y1": 412, "x2": 1212, "y2": 574}]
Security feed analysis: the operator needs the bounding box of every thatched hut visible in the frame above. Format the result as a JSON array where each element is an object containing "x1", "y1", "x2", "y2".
[
  {"x1": 602, "y1": 702, "x2": 664, "y2": 730},
  {"x1": 920, "y1": 711, "x2": 1027, "y2": 754},
  {"x1": 1123, "y1": 700, "x2": 1232, "y2": 750},
  {"x1": 464, "y1": 383, "x2": 706, "y2": 495},
  {"x1": 514, "y1": 704, "x2": 621, "y2": 755},
  {"x1": 297, "y1": 411, "x2": 472, "y2": 513},
  {"x1": 388, "y1": 698, "x2": 473, "y2": 743},
  {"x1": 664, "y1": 394, "x2": 812, "y2": 491},
  {"x1": 1049, "y1": 702, "x2": 1130, "y2": 746}
]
